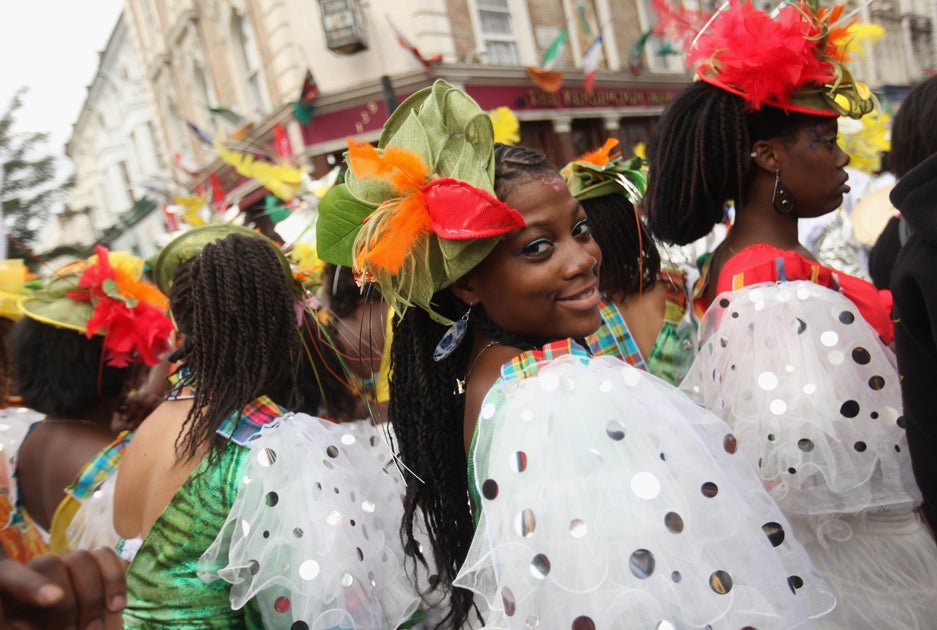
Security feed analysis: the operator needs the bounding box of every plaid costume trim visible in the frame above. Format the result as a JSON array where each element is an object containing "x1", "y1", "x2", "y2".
[
  {"x1": 217, "y1": 396, "x2": 288, "y2": 447},
  {"x1": 66, "y1": 430, "x2": 134, "y2": 501},
  {"x1": 586, "y1": 297, "x2": 647, "y2": 370},
  {"x1": 500, "y1": 339, "x2": 591, "y2": 382}
]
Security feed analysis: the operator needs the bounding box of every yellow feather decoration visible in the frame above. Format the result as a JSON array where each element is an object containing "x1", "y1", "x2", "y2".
[
  {"x1": 489, "y1": 107, "x2": 521, "y2": 145},
  {"x1": 214, "y1": 138, "x2": 304, "y2": 201}
]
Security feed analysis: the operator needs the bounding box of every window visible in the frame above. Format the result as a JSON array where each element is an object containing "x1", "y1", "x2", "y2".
[
  {"x1": 476, "y1": 0, "x2": 519, "y2": 65},
  {"x1": 232, "y1": 12, "x2": 268, "y2": 115}
]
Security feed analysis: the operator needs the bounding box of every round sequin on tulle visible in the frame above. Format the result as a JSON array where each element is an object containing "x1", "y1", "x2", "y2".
[
  {"x1": 723, "y1": 433, "x2": 737, "y2": 454},
  {"x1": 530, "y1": 554, "x2": 551, "y2": 579},
  {"x1": 257, "y1": 448, "x2": 276, "y2": 466},
  {"x1": 539, "y1": 373, "x2": 559, "y2": 392},
  {"x1": 709, "y1": 570, "x2": 733, "y2": 594},
  {"x1": 527, "y1": 615, "x2": 540, "y2": 628},
  {"x1": 606, "y1": 420, "x2": 626, "y2": 441},
  {"x1": 839, "y1": 310, "x2": 856, "y2": 324},
  {"x1": 249, "y1": 559, "x2": 260, "y2": 575},
  {"x1": 362, "y1": 500, "x2": 376, "y2": 513},
  {"x1": 657, "y1": 621, "x2": 675, "y2": 630},
  {"x1": 621, "y1": 367, "x2": 642, "y2": 387},
  {"x1": 897, "y1": 415, "x2": 907, "y2": 429},
  {"x1": 572, "y1": 616, "x2": 596, "y2": 630},
  {"x1": 763, "y1": 521, "x2": 785, "y2": 547},
  {"x1": 340, "y1": 433, "x2": 356, "y2": 445},
  {"x1": 631, "y1": 472, "x2": 661, "y2": 499},
  {"x1": 265, "y1": 491, "x2": 278, "y2": 507},
  {"x1": 664, "y1": 511, "x2": 684, "y2": 533},
  {"x1": 854, "y1": 441, "x2": 867, "y2": 452},
  {"x1": 482, "y1": 479, "x2": 499, "y2": 500},
  {"x1": 719, "y1": 298, "x2": 730, "y2": 308},
  {"x1": 770, "y1": 399, "x2": 787, "y2": 415},
  {"x1": 758, "y1": 371, "x2": 778, "y2": 391},
  {"x1": 341, "y1": 573, "x2": 354, "y2": 587},
  {"x1": 481, "y1": 402, "x2": 497, "y2": 419},
  {"x1": 326, "y1": 510, "x2": 342, "y2": 527},
  {"x1": 793, "y1": 318, "x2": 807, "y2": 334},
  {"x1": 712, "y1": 368, "x2": 722, "y2": 384},
  {"x1": 803, "y1": 383, "x2": 817, "y2": 395},
  {"x1": 274, "y1": 596, "x2": 290, "y2": 613},
  {"x1": 569, "y1": 519, "x2": 587, "y2": 538},
  {"x1": 671, "y1": 570, "x2": 682, "y2": 583},
  {"x1": 798, "y1": 439, "x2": 814, "y2": 452},
  {"x1": 869, "y1": 375, "x2": 885, "y2": 390},
  {"x1": 326, "y1": 445, "x2": 339, "y2": 458},
  {"x1": 599, "y1": 379, "x2": 612, "y2": 392},
  {"x1": 828, "y1": 350, "x2": 844, "y2": 365},
  {"x1": 511, "y1": 451, "x2": 528, "y2": 473},
  {"x1": 515, "y1": 509, "x2": 536, "y2": 537},
  {"x1": 241, "y1": 520, "x2": 251, "y2": 536},
  {"x1": 840, "y1": 400, "x2": 860, "y2": 418},
  {"x1": 291, "y1": 623, "x2": 309, "y2": 630},
  {"x1": 501, "y1": 586, "x2": 516, "y2": 616},
  {"x1": 701, "y1": 482, "x2": 718, "y2": 498},
  {"x1": 797, "y1": 286, "x2": 810, "y2": 300},
  {"x1": 852, "y1": 347, "x2": 871, "y2": 365},
  {"x1": 788, "y1": 575, "x2": 804, "y2": 593},
  {"x1": 629, "y1": 549, "x2": 655, "y2": 579},
  {"x1": 820, "y1": 331, "x2": 839, "y2": 347},
  {"x1": 292, "y1": 527, "x2": 304, "y2": 538},
  {"x1": 719, "y1": 336, "x2": 728, "y2": 348}
]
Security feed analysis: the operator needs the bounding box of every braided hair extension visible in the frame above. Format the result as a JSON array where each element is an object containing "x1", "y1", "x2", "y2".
[
  {"x1": 390, "y1": 144, "x2": 561, "y2": 628},
  {"x1": 646, "y1": 81, "x2": 753, "y2": 246},
  {"x1": 169, "y1": 234, "x2": 301, "y2": 462},
  {"x1": 581, "y1": 193, "x2": 661, "y2": 299},
  {"x1": 890, "y1": 75, "x2": 937, "y2": 178}
]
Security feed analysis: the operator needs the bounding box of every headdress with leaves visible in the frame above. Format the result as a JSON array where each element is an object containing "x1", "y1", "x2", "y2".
[
  {"x1": 690, "y1": 0, "x2": 876, "y2": 118},
  {"x1": 561, "y1": 138, "x2": 648, "y2": 204},
  {"x1": 316, "y1": 80, "x2": 526, "y2": 324},
  {"x1": 20, "y1": 247, "x2": 173, "y2": 367}
]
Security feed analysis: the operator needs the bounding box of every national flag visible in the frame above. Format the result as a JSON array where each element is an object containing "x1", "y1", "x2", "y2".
[
  {"x1": 186, "y1": 120, "x2": 213, "y2": 146},
  {"x1": 208, "y1": 107, "x2": 244, "y2": 125},
  {"x1": 526, "y1": 26, "x2": 568, "y2": 93},
  {"x1": 386, "y1": 16, "x2": 443, "y2": 69},
  {"x1": 293, "y1": 70, "x2": 318, "y2": 125},
  {"x1": 582, "y1": 32, "x2": 603, "y2": 94},
  {"x1": 629, "y1": 29, "x2": 654, "y2": 75}
]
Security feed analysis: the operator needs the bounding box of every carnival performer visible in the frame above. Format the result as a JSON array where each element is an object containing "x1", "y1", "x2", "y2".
[
  {"x1": 317, "y1": 79, "x2": 834, "y2": 629},
  {"x1": 114, "y1": 226, "x2": 428, "y2": 628},
  {"x1": 645, "y1": 2, "x2": 937, "y2": 627},
  {"x1": 6, "y1": 249, "x2": 172, "y2": 561},
  {"x1": 562, "y1": 140, "x2": 696, "y2": 385}
]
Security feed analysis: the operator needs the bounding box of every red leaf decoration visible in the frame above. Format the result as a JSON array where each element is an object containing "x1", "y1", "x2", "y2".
[{"x1": 422, "y1": 178, "x2": 525, "y2": 240}]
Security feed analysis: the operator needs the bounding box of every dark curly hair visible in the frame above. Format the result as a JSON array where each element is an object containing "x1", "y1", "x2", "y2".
[
  {"x1": 10, "y1": 317, "x2": 131, "y2": 417},
  {"x1": 169, "y1": 234, "x2": 302, "y2": 461},
  {"x1": 646, "y1": 81, "x2": 813, "y2": 245},
  {"x1": 581, "y1": 193, "x2": 660, "y2": 298},
  {"x1": 389, "y1": 144, "x2": 559, "y2": 628},
  {"x1": 890, "y1": 75, "x2": 937, "y2": 178}
]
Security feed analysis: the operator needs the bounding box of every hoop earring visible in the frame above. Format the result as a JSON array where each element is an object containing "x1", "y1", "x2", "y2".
[
  {"x1": 772, "y1": 169, "x2": 796, "y2": 216},
  {"x1": 434, "y1": 303, "x2": 472, "y2": 361}
]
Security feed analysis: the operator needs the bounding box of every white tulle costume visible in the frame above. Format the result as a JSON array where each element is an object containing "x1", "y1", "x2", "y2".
[
  {"x1": 455, "y1": 341, "x2": 835, "y2": 629},
  {"x1": 198, "y1": 413, "x2": 436, "y2": 629},
  {"x1": 683, "y1": 280, "x2": 937, "y2": 629}
]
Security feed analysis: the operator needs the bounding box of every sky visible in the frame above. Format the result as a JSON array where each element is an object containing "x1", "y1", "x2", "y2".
[{"x1": 0, "y1": 1, "x2": 126, "y2": 171}]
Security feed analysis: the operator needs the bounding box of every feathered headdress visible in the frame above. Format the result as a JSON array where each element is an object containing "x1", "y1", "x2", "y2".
[
  {"x1": 561, "y1": 138, "x2": 648, "y2": 204},
  {"x1": 316, "y1": 80, "x2": 526, "y2": 324},
  {"x1": 20, "y1": 248, "x2": 173, "y2": 367},
  {"x1": 690, "y1": 0, "x2": 876, "y2": 118}
]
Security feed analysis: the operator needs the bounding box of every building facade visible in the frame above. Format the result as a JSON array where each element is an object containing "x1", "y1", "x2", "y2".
[{"x1": 55, "y1": 0, "x2": 937, "y2": 255}]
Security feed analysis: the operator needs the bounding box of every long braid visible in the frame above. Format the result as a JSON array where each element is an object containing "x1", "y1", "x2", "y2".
[
  {"x1": 171, "y1": 234, "x2": 300, "y2": 462},
  {"x1": 646, "y1": 81, "x2": 752, "y2": 245},
  {"x1": 391, "y1": 144, "x2": 560, "y2": 628}
]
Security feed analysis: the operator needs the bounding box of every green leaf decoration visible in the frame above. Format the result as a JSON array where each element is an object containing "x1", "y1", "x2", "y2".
[{"x1": 316, "y1": 183, "x2": 377, "y2": 267}]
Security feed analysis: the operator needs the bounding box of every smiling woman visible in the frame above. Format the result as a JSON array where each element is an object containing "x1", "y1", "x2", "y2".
[{"x1": 317, "y1": 79, "x2": 836, "y2": 629}]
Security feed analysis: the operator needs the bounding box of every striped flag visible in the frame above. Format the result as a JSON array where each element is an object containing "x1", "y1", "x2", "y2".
[
  {"x1": 582, "y1": 33, "x2": 603, "y2": 94},
  {"x1": 386, "y1": 16, "x2": 442, "y2": 68},
  {"x1": 526, "y1": 26, "x2": 568, "y2": 93}
]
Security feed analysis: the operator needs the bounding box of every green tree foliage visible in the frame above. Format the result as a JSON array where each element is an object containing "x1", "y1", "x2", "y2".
[{"x1": 1, "y1": 88, "x2": 70, "y2": 262}]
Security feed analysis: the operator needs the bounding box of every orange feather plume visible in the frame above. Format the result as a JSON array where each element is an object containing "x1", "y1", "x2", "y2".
[
  {"x1": 576, "y1": 138, "x2": 621, "y2": 166},
  {"x1": 356, "y1": 195, "x2": 433, "y2": 275},
  {"x1": 347, "y1": 140, "x2": 430, "y2": 193}
]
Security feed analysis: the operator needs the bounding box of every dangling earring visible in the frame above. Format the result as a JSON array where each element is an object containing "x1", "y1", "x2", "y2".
[
  {"x1": 772, "y1": 169, "x2": 796, "y2": 216},
  {"x1": 434, "y1": 304, "x2": 472, "y2": 361}
]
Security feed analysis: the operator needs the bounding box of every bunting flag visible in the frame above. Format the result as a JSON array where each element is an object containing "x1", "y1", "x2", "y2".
[
  {"x1": 629, "y1": 29, "x2": 654, "y2": 75},
  {"x1": 209, "y1": 173, "x2": 227, "y2": 215},
  {"x1": 161, "y1": 204, "x2": 180, "y2": 232},
  {"x1": 172, "y1": 195, "x2": 208, "y2": 227},
  {"x1": 526, "y1": 26, "x2": 567, "y2": 93},
  {"x1": 293, "y1": 70, "x2": 318, "y2": 125},
  {"x1": 173, "y1": 152, "x2": 200, "y2": 177},
  {"x1": 214, "y1": 138, "x2": 304, "y2": 202},
  {"x1": 186, "y1": 120, "x2": 214, "y2": 146},
  {"x1": 386, "y1": 16, "x2": 443, "y2": 69},
  {"x1": 582, "y1": 33, "x2": 604, "y2": 94},
  {"x1": 208, "y1": 107, "x2": 244, "y2": 125},
  {"x1": 273, "y1": 123, "x2": 293, "y2": 161}
]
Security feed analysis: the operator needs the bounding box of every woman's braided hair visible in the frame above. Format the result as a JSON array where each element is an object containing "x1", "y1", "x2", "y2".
[
  {"x1": 169, "y1": 233, "x2": 301, "y2": 461},
  {"x1": 646, "y1": 81, "x2": 815, "y2": 246},
  {"x1": 581, "y1": 193, "x2": 660, "y2": 298},
  {"x1": 389, "y1": 144, "x2": 558, "y2": 628}
]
